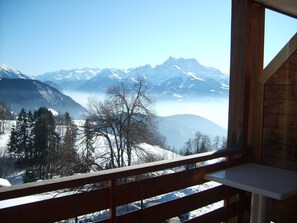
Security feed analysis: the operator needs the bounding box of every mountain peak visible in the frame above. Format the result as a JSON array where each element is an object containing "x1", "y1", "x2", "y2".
[
  {"x1": 163, "y1": 57, "x2": 200, "y2": 66},
  {"x1": 162, "y1": 57, "x2": 203, "y2": 72},
  {"x1": 0, "y1": 63, "x2": 30, "y2": 79}
]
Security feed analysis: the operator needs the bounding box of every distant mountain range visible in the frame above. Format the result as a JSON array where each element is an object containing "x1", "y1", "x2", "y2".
[
  {"x1": 0, "y1": 59, "x2": 228, "y2": 148},
  {"x1": 36, "y1": 57, "x2": 229, "y2": 100},
  {"x1": 0, "y1": 64, "x2": 86, "y2": 118}
]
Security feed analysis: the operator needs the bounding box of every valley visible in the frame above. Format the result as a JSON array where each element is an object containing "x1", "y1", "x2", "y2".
[{"x1": 1, "y1": 57, "x2": 229, "y2": 154}]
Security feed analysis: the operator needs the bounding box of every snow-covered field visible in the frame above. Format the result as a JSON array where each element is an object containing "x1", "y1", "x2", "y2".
[
  {"x1": 0, "y1": 119, "x2": 216, "y2": 188},
  {"x1": 1, "y1": 119, "x2": 179, "y2": 184}
]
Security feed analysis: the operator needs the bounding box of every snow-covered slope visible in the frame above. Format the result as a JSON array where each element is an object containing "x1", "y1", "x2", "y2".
[
  {"x1": 0, "y1": 63, "x2": 30, "y2": 79},
  {"x1": 1, "y1": 120, "x2": 180, "y2": 176},
  {"x1": 75, "y1": 120, "x2": 180, "y2": 170},
  {"x1": 0, "y1": 120, "x2": 15, "y2": 154}
]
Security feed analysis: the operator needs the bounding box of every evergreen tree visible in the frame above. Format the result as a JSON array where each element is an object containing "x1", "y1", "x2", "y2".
[
  {"x1": 32, "y1": 107, "x2": 60, "y2": 180},
  {"x1": 8, "y1": 108, "x2": 87, "y2": 182},
  {"x1": 8, "y1": 125, "x2": 18, "y2": 154},
  {"x1": 8, "y1": 109, "x2": 33, "y2": 169}
]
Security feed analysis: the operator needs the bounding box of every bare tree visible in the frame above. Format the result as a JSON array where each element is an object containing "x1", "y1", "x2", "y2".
[
  {"x1": 87, "y1": 77, "x2": 157, "y2": 168},
  {"x1": 0, "y1": 101, "x2": 13, "y2": 134}
]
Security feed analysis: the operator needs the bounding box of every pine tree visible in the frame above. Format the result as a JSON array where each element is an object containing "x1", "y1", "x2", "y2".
[
  {"x1": 32, "y1": 107, "x2": 60, "y2": 180},
  {"x1": 8, "y1": 109, "x2": 34, "y2": 169},
  {"x1": 8, "y1": 125, "x2": 18, "y2": 154}
]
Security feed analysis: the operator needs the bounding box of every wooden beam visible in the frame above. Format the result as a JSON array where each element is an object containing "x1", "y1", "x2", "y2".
[
  {"x1": 228, "y1": 0, "x2": 265, "y2": 156},
  {"x1": 259, "y1": 33, "x2": 297, "y2": 84},
  {"x1": 246, "y1": 2, "x2": 265, "y2": 162},
  {"x1": 228, "y1": 0, "x2": 248, "y2": 149}
]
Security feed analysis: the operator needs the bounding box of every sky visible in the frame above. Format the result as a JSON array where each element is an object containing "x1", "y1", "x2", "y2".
[{"x1": 0, "y1": 0, "x2": 296, "y2": 76}]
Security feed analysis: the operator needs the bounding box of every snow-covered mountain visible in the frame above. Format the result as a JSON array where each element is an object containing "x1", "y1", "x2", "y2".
[
  {"x1": 36, "y1": 57, "x2": 229, "y2": 100},
  {"x1": 0, "y1": 64, "x2": 87, "y2": 118},
  {"x1": 37, "y1": 67, "x2": 100, "y2": 81},
  {"x1": 37, "y1": 67, "x2": 101, "y2": 89},
  {"x1": 0, "y1": 63, "x2": 30, "y2": 79}
]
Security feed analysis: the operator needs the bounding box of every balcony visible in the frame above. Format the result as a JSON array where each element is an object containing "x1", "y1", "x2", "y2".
[
  {"x1": 1, "y1": 0, "x2": 296, "y2": 222},
  {"x1": 0, "y1": 149, "x2": 248, "y2": 223}
]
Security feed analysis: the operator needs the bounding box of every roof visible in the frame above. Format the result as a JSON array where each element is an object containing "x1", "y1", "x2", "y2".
[{"x1": 253, "y1": 0, "x2": 297, "y2": 18}]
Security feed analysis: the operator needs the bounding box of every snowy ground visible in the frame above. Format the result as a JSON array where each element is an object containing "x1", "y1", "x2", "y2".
[
  {"x1": 74, "y1": 119, "x2": 180, "y2": 170},
  {"x1": 0, "y1": 120, "x2": 15, "y2": 154},
  {"x1": 1, "y1": 120, "x2": 179, "y2": 175}
]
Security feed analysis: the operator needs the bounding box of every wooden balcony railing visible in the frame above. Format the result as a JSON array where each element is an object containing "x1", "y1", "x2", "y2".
[{"x1": 0, "y1": 149, "x2": 248, "y2": 223}]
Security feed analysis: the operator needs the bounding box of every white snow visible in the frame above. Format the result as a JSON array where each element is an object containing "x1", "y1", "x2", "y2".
[
  {"x1": 185, "y1": 72, "x2": 204, "y2": 81},
  {"x1": 0, "y1": 63, "x2": 27, "y2": 79},
  {"x1": 109, "y1": 72, "x2": 122, "y2": 80},
  {"x1": 0, "y1": 178, "x2": 11, "y2": 187},
  {"x1": 0, "y1": 120, "x2": 15, "y2": 154},
  {"x1": 174, "y1": 65, "x2": 181, "y2": 70},
  {"x1": 48, "y1": 108, "x2": 59, "y2": 116},
  {"x1": 0, "y1": 63, "x2": 20, "y2": 74},
  {"x1": 220, "y1": 83, "x2": 229, "y2": 89},
  {"x1": 173, "y1": 93, "x2": 183, "y2": 99}
]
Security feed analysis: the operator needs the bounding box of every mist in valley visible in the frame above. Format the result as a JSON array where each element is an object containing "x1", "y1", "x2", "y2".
[{"x1": 63, "y1": 90, "x2": 229, "y2": 129}]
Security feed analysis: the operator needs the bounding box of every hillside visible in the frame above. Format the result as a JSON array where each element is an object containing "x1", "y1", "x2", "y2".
[
  {"x1": 0, "y1": 120, "x2": 179, "y2": 180},
  {"x1": 0, "y1": 78, "x2": 86, "y2": 118},
  {"x1": 158, "y1": 114, "x2": 226, "y2": 150}
]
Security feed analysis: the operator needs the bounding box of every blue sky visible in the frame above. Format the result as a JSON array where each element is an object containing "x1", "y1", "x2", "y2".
[{"x1": 0, "y1": 0, "x2": 296, "y2": 76}]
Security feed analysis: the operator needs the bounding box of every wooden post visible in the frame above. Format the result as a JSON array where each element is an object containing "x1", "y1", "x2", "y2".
[
  {"x1": 228, "y1": 0, "x2": 264, "y2": 222},
  {"x1": 109, "y1": 179, "x2": 116, "y2": 223},
  {"x1": 228, "y1": 0, "x2": 264, "y2": 156},
  {"x1": 246, "y1": 1, "x2": 265, "y2": 163}
]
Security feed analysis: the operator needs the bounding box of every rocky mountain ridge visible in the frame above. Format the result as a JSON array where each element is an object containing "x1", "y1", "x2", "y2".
[{"x1": 36, "y1": 57, "x2": 229, "y2": 100}]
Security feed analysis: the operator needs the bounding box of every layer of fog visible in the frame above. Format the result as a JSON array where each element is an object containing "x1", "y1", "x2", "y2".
[{"x1": 63, "y1": 90, "x2": 229, "y2": 129}]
